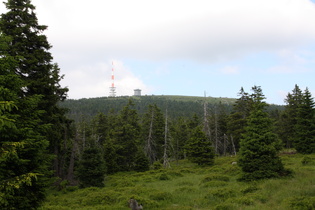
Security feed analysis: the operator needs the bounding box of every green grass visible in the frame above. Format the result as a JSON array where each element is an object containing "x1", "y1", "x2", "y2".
[{"x1": 40, "y1": 154, "x2": 315, "y2": 210}]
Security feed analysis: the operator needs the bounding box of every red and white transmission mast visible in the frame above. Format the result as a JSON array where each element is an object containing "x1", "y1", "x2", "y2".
[{"x1": 109, "y1": 61, "x2": 116, "y2": 97}]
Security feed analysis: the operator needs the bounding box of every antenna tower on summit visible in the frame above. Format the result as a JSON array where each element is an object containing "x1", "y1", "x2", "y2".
[{"x1": 109, "y1": 61, "x2": 116, "y2": 97}]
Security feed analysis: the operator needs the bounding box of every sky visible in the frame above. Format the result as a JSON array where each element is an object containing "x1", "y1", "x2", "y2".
[{"x1": 2, "y1": 0, "x2": 315, "y2": 105}]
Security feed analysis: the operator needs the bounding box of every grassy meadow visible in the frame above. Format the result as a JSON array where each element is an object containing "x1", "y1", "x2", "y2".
[{"x1": 41, "y1": 153, "x2": 315, "y2": 210}]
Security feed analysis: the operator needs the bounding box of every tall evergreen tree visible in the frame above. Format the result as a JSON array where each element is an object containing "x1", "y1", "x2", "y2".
[
  {"x1": 0, "y1": 34, "x2": 50, "y2": 209},
  {"x1": 76, "y1": 146, "x2": 106, "y2": 188},
  {"x1": 103, "y1": 110, "x2": 120, "y2": 174},
  {"x1": 238, "y1": 86, "x2": 285, "y2": 181},
  {"x1": 0, "y1": 0, "x2": 70, "y2": 178},
  {"x1": 294, "y1": 88, "x2": 315, "y2": 154},
  {"x1": 94, "y1": 113, "x2": 110, "y2": 145},
  {"x1": 171, "y1": 117, "x2": 189, "y2": 161},
  {"x1": 281, "y1": 85, "x2": 303, "y2": 148},
  {"x1": 227, "y1": 87, "x2": 252, "y2": 152},
  {"x1": 114, "y1": 100, "x2": 141, "y2": 171}
]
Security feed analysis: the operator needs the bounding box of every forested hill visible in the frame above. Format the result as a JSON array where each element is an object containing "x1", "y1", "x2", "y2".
[
  {"x1": 59, "y1": 95, "x2": 282, "y2": 122},
  {"x1": 59, "y1": 95, "x2": 235, "y2": 121}
]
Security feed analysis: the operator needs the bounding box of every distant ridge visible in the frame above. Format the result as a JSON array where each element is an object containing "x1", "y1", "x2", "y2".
[
  {"x1": 60, "y1": 95, "x2": 236, "y2": 122},
  {"x1": 59, "y1": 95, "x2": 282, "y2": 122}
]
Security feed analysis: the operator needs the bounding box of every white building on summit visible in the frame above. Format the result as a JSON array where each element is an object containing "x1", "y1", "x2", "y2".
[{"x1": 134, "y1": 89, "x2": 141, "y2": 96}]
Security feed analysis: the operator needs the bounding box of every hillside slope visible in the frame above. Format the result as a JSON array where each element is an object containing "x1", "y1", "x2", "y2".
[{"x1": 59, "y1": 95, "x2": 236, "y2": 122}]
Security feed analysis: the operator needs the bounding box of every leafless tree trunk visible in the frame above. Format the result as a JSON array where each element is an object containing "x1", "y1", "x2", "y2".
[
  {"x1": 163, "y1": 109, "x2": 170, "y2": 168},
  {"x1": 67, "y1": 131, "x2": 79, "y2": 185},
  {"x1": 231, "y1": 134, "x2": 237, "y2": 156},
  {"x1": 203, "y1": 93, "x2": 211, "y2": 141},
  {"x1": 145, "y1": 111, "x2": 156, "y2": 164},
  {"x1": 214, "y1": 109, "x2": 219, "y2": 154},
  {"x1": 223, "y1": 134, "x2": 228, "y2": 156}
]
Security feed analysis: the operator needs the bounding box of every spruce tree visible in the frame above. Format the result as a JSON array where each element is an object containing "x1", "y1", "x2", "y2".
[
  {"x1": 134, "y1": 150, "x2": 150, "y2": 172},
  {"x1": 281, "y1": 85, "x2": 303, "y2": 148},
  {"x1": 0, "y1": 0, "x2": 70, "y2": 178},
  {"x1": 294, "y1": 88, "x2": 315, "y2": 154},
  {"x1": 0, "y1": 34, "x2": 50, "y2": 209},
  {"x1": 227, "y1": 87, "x2": 252, "y2": 151},
  {"x1": 114, "y1": 99, "x2": 141, "y2": 171},
  {"x1": 171, "y1": 117, "x2": 189, "y2": 161},
  {"x1": 76, "y1": 147, "x2": 106, "y2": 188},
  {"x1": 185, "y1": 126, "x2": 215, "y2": 166},
  {"x1": 103, "y1": 138, "x2": 119, "y2": 174},
  {"x1": 238, "y1": 86, "x2": 285, "y2": 181}
]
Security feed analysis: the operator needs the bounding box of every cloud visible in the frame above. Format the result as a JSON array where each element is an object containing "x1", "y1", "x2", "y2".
[
  {"x1": 60, "y1": 60, "x2": 149, "y2": 99},
  {"x1": 2, "y1": 0, "x2": 315, "y2": 101},
  {"x1": 29, "y1": 0, "x2": 315, "y2": 62},
  {"x1": 267, "y1": 49, "x2": 315, "y2": 73}
]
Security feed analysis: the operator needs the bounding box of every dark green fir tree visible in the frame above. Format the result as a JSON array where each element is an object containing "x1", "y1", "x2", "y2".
[
  {"x1": 76, "y1": 147, "x2": 106, "y2": 188},
  {"x1": 0, "y1": 0, "x2": 70, "y2": 179},
  {"x1": 0, "y1": 34, "x2": 50, "y2": 209},
  {"x1": 227, "y1": 87, "x2": 252, "y2": 152},
  {"x1": 103, "y1": 138, "x2": 119, "y2": 174},
  {"x1": 113, "y1": 99, "x2": 141, "y2": 171},
  {"x1": 134, "y1": 151, "x2": 150, "y2": 172},
  {"x1": 185, "y1": 126, "x2": 215, "y2": 166},
  {"x1": 281, "y1": 84, "x2": 303, "y2": 148},
  {"x1": 294, "y1": 88, "x2": 315, "y2": 154},
  {"x1": 171, "y1": 117, "x2": 189, "y2": 161},
  {"x1": 238, "y1": 86, "x2": 286, "y2": 181}
]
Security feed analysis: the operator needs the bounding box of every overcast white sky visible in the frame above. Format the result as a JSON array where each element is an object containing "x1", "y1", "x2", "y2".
[{"x1": 2, "y1": 0, "x2": 315, "y2": 104}]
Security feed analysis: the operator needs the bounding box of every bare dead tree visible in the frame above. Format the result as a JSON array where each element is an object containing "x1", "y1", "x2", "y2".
[
  {"x1": 67, "y1": 131, "x2": 80, "y2": 185},
  {"x1": 163, "y1": 109, "x2": 170, "y2": 168},
  {"x1": 203, "y1": 92, "x2": 211, "y2": 141},
  {"x1": 214, "y1": 108, "x2": 219, "y2": 154},
  {"x1": 145, "y1": 111, "x2": 156, "y2": 164},
  {"x1": 231, "y1": 134, "x2": 237, "y2": 156}
]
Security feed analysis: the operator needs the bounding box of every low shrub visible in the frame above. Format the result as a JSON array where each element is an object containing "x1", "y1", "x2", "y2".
[
  {"x1": 201, "y1": 174, "x2": 230, "y2": 183},
  {"x1": 65, "y1": 186, "x2": 79, "y2": 192},
  {"x1": 174, "y1": 186, "x2": 197, "y2": 193},
  {"x1": 228, "y1": 196, "x2": 255, "y2": 206},
  {"x1": 241, "y1": 183, "x2": 259, "y2": 194},
  {"x1": 111, "y1": 178, "x2": 136, "y2": 187},
  {"x1": 205, "y1": 188, "x2": 237, "y2": 201},
  {"x1": 201, "y1": 180, "x2": 228, "y2": 188},
  {"x1": 214, "y1": 203, "x2": 238, "y2": 210},
  {"x1": 167, "y1": 171, "x2": 184, "y2": 177},
  {"x1": 157, "y1": 173, "x2": 171, "y2": 181},
  {"x1": 224, "y1": 165, "x2": 241, "y2": 176},
  {"x1": 80, "y1": 191, "x2": 119, "y2": 206},
  {"x1": 149, "y1": 191, "x2": 173, "y2": 201},
  {"x1": 176, "y1": 181, "x2": 194, "y2": 186},
  {"x1": 152, "y1": 161, "x2": 163, "y2": 170},
  {"x1": 286, "y1": 196, "x2": 315, "y2": 209},
  {"x1": 179, "y1": 169, "x2": 194, "y2": 174},
  {"x1": 301, "y1": 156, "x2": 314, "y2": 165}
]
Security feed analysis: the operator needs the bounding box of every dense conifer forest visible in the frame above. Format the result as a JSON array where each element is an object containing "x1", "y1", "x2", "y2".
[
  {"x1": 1, "y1": 0, "x2": 315, "y2": 209},
  {"x1": 59, "y1": 95, "x2": 283, "y2": 122}
]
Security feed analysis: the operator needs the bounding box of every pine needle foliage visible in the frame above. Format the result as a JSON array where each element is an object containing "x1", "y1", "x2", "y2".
[
  {"x1": 238, "y1": 86, "x2": 286, "y2": 181},
  {"x1": 76, "y1": 147, "x2": 106, "y2": 188},
  {"x1": 294, "y1": 88, "x2": 315, "y2": 154},
  {"x1": 185, "y1": 126, "x2": 215, "y2": 166}
]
